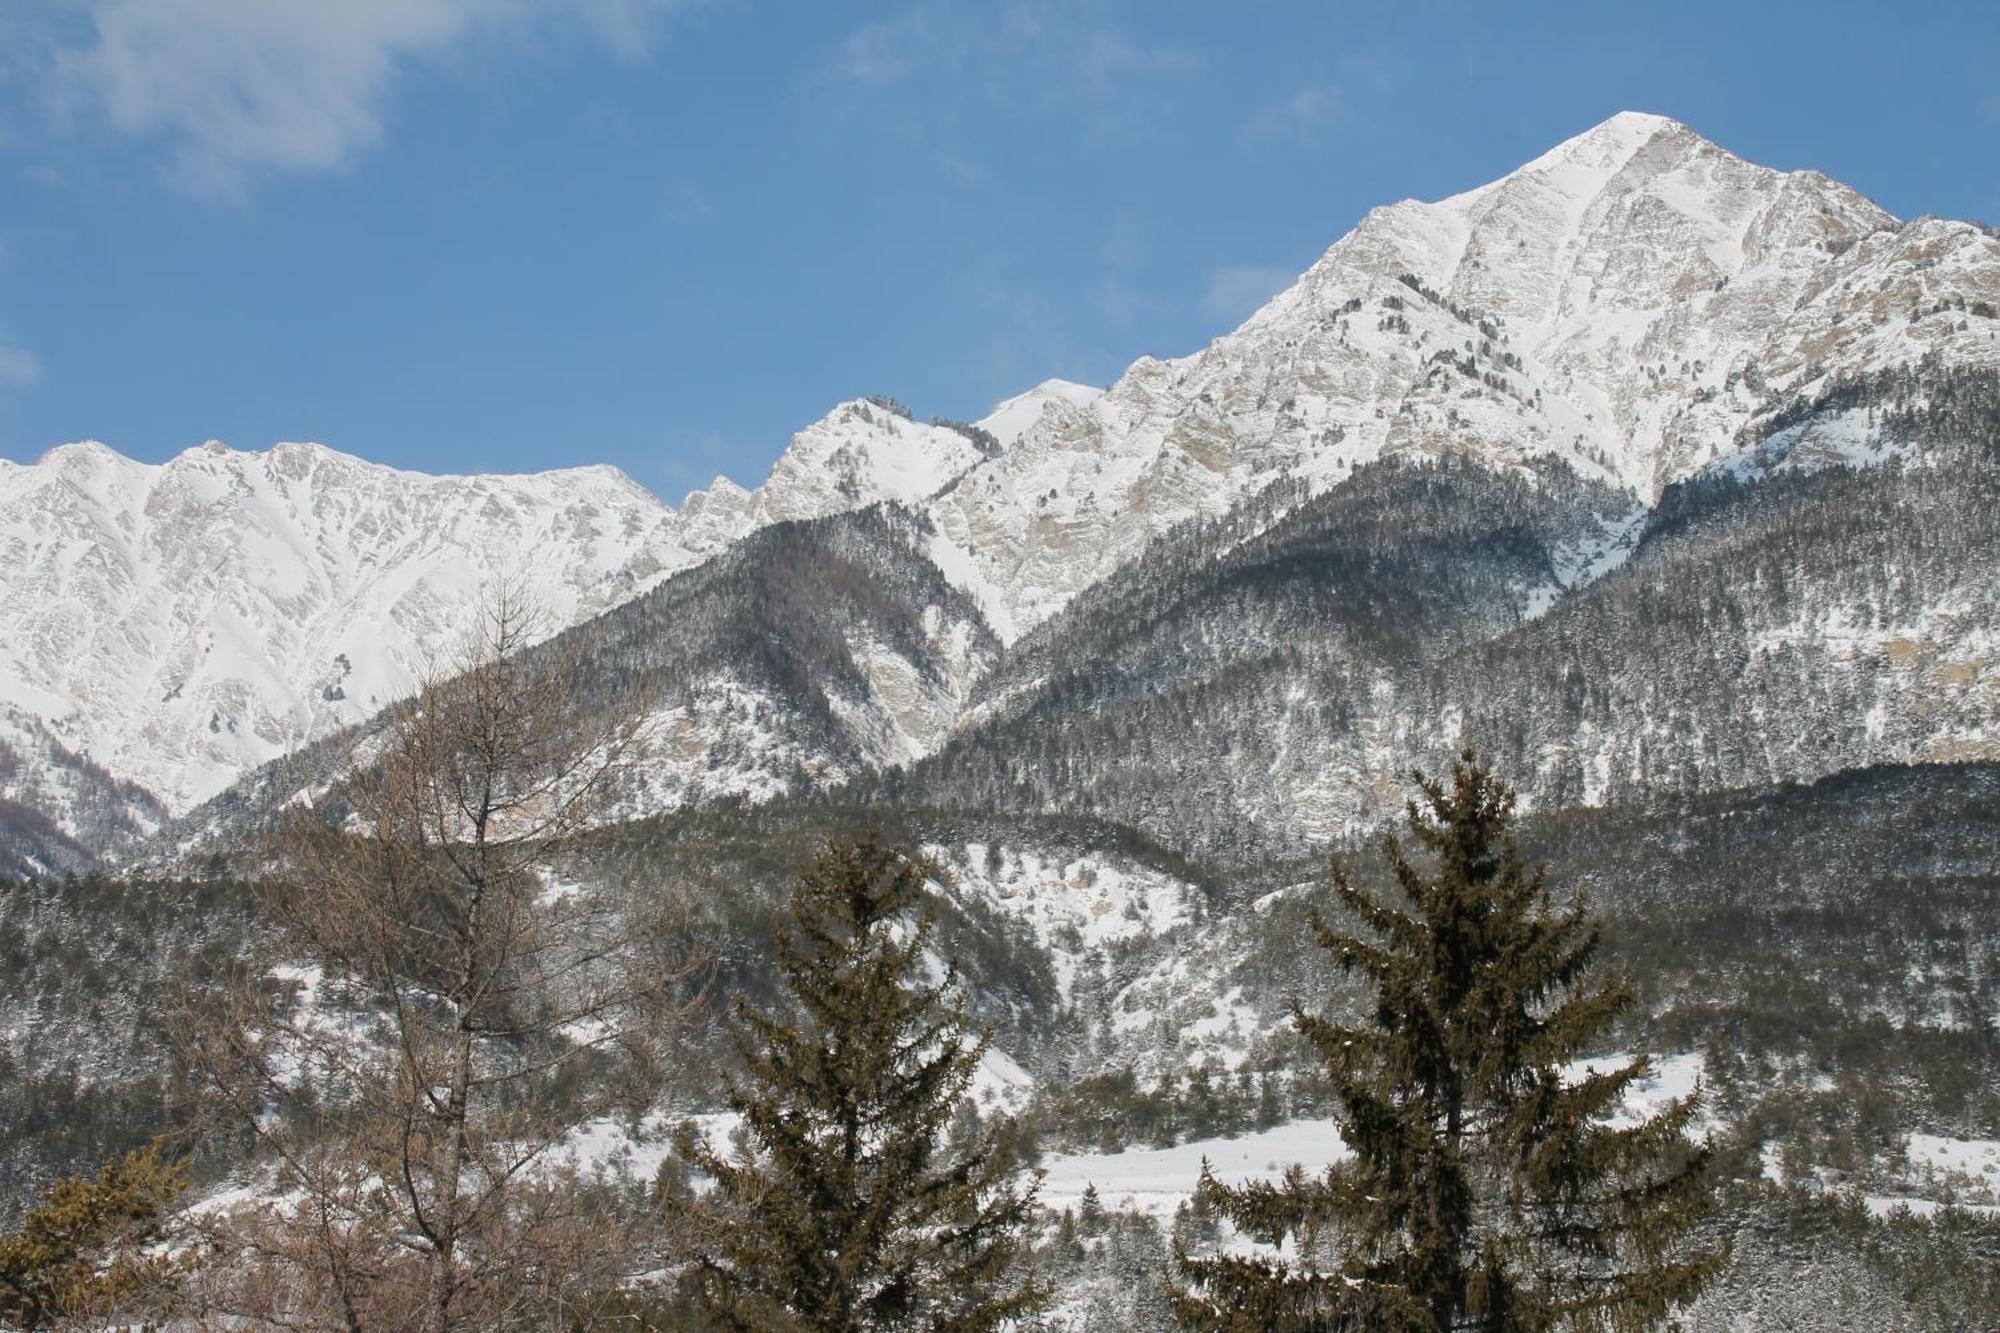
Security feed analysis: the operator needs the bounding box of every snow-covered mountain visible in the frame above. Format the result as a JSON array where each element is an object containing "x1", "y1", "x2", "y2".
[
  {"x1": 921, "y1": 112, "x2": 2000, "y2": 638},
  {"x1": 0, "y1": 385, "x2": 1098, "y2": 861},
  {"x1": 11, "y1": 111, "x2": 2000, "y2": 872},
  {"x1": 0, "y1": 441, "x2": 681, "y2": 822},
  {"x1": 0, "y1": 701, "x2": 167, "y2": 877}
]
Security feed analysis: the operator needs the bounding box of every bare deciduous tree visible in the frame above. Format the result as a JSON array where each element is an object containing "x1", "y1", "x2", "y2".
[{"x1": 182, "y1": 586, "x2": 701, "y2": 1331}]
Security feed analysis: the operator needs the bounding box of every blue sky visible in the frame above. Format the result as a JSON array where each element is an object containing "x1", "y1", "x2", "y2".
[{"x1": 0, "y1": 1, "x2": 1994, "y2": 499}]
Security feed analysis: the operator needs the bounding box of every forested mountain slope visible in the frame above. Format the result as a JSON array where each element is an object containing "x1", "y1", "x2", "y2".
[
  {"x1": 155, "y1": 502, "x2": 1002, "y2": 862},
  {"x1": 884, "y1": 368, "x2": 2000, "y2": 860}
]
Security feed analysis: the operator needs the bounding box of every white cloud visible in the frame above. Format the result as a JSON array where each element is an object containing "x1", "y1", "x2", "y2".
[
  {"x1": 0, "y1": 338, "x2": 39, "y2": 391},
  {"x1": 821, "y1": 3, "x2": 1197, "y2": 108},
  {"x1": 1200, "y1": 264, "x2": 1295, "y2": 327},
  {"x1": 1242, "y1": 82, "x2": 1341, "y2": 143},
  {"x1": 57, "y1": 0, "x2": 685, "y2": 198},
  {"x1": 975, "y1": 279, "x2": 1120, "y2": 406},
  {"x1": 829, "y1": 12, "x2": 932, "y2": 86},
  {"x1": 810, "y1": 4, "x2": 1199, "y2": 179},
  {"x1": 0, "y1": 242, "x2": 36, "y2": 393},
  {"x1": 1094, "y1": 275, "x2": 1178, "y2": 333},
  {"x1": 1075, "y1": 31, "x2": 1201, "y2": 95}
]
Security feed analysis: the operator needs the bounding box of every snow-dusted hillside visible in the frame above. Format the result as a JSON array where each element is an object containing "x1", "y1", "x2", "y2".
[
  {"x1": 0, "y1": 702, "x2": 168, "y2": 877},
  {"x1": 0, "y1": 386, "x2": 1099, "y2": 850},
  {"x1": 922, "y1": 112, "x2": 2000, "y2": 639},
  {"x1": 13, "y1": 111, "x2": 2000, "y2": 867}
]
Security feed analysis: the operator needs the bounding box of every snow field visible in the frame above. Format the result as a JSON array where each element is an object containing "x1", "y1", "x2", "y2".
[{"x1": 1038, "y1": 1051, "x2": 1710, "y2": 1222}]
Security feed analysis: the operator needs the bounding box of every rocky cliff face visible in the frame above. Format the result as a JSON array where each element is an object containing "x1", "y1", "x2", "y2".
[{"x1": 920, "y1": 112, "x2": 2000, "y2": 639}]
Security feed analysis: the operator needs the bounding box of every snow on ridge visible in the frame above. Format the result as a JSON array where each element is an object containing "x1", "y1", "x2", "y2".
[
  {"x1": 976, "y1": 379, "x2": 1105, "y2": 448},
  {"x1": 916, "y1": 111, "x2": 1998, "y2": 643},
  {"x1": 13, "y1": 113, "x2": 2000, "y2": 847},
  {"x1": 0, "y1": 382, "x2": 1044, "y2": 831}
]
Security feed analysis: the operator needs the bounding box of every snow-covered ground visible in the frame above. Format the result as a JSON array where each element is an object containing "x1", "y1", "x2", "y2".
[
  {"x1": 1563, "y1": 1050, "x2": 1710, "y2": 1128},
  {"x1": 1907, "y1": 1131, "x2": 2000, "y2": 1185},
  {"x1": 1039, "y1": 1052, "x2": 1708, "y2": 1221},
  {"x1": 1039, "y1": 1118, "x2": 1345, "y2": 1221},
  {"x1": 1862, "y1": 1131, "x2": 2000, "y2": 1218},
  {"x1": 1526, "y1": 502, "x2": 1649, "y2": 619},
  {"x1": 932, "y1": 843, "x2": 1201, "y2": 1001},
  {"x1": 1863, "y1": 1194, "x2": 2000, "y2": 1220}
]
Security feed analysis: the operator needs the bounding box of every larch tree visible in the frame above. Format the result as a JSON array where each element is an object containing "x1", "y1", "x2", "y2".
[
  {"x1": 181, "y1": 586, "x2": 702, "y2": 1332},
  {"x1": 1174, "y1": 752, "x2": 1725, "y2": 1332},
  {"x1": 671, "y1": 835, "x2": 1045, "y2": 1332}
]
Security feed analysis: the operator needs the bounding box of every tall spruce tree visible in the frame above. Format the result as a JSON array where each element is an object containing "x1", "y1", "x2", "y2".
[
  {"x1": 1174, "y1": 752, "x2": 1724, "y2": 1332},
  {"x1": 672, "y1": 835, "x2": 1045, "y2": 1332}
]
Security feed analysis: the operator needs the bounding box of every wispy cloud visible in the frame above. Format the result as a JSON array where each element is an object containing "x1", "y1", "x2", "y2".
[
  {"x1": 1099, "y1": 218, "x2": 1147, "y2": 271},
  {"x1": 931, "y1": 151, "x2": 990, "y2": 186},
  {"x1": 1200, "y1": 264, "x2": 1295, "y2": 326},
  {"x1": 654, "y1": 428, "x2": 754, "y2": 500},
  {"x1": 1240, "y1": 54, "x2": 1408, "y2": 147},
  {"x1": 828, "y1": 11, "x2": 933, "y2": 86},
  {"x1": 659, "y1": 178, "x2": 716, "y2": 225},
  {"x1": 49, "y1": 0, "x2": 688, "y2": 199},
  {"x1": 0, "y1": 337, "x2": 39, "y2": 391},
  {"x1": 1075, "y1": 31, "x2": 1201, "y2": 95},
  {"x1": 1093, "y1": 275, "x2": 1169, "y2": 331},
  {"x1": 0, "y1": 242, "x2": 38, "y2": 395},
  {"x1": 816, "y1": 2, "x2": 1200, "y2": 151},
  {"x1": 975, "y1": 278, "x2": 1121, "y2": 405},
  {"x1": 1242, "y1": 82, "x2": 1342, "y2": 143}
]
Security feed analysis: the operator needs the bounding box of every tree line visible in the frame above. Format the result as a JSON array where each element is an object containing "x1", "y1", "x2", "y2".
[{"x1": 1, "y1": 589, "x2": 1725, "y2": 1333}]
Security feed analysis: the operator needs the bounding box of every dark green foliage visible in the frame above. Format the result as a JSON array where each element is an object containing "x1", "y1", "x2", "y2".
[
  {"x1": 1036, "y1": 1205, "x2": 1176, "y2": 1329},
  {"x1": 873, "y1": 455, "x2": 1635, "y2": 864},
  {"x1": 865, "y1": 395, "x2": 914, "y2": 420},
  {"x1": 576, "y1": 802, "x2": 1099, "y2": 1100},
  {"x1": 1030, "y1": 1063, "x2": 1273, "y2": 1153},
  {"x1": 672, "y1": 836, "x2": 1045, "y2": 1331},
  {"x1": 0, "y1": 876, "x2": 273, "y2": 1221},
  {"x1": 930, "y1": 417, "x2": 1003, "y2": 457},
  {"x1": 1175, "y1": 755, "x2": 1724, "y2": 1331},
  {"x1": 1522, "y1": 763, "x2": 2000, "y2": 1139}
]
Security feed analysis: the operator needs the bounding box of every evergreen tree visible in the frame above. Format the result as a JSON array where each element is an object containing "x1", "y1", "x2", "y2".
[
  {"x1": 673, "y1": 835, "x2": 1045, "y2": 1331},
  {"x1": 1174, "y1": 753, "x2": 1725, "y2": 1331}
]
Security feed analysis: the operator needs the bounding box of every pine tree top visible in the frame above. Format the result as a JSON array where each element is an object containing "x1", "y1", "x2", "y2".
[
  {"x1": 1176, "y1": 752, "x2": 1726, "y2": 1332},
  {"x1": 672, "y1": 834, "x2": 1046, "y2": 1332}
]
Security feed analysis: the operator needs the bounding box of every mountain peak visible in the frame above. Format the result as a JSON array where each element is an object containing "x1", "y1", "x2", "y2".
[
  {"x1": 976, "y1": 379, "x2": 1104, "y2": 448},
  {"x1": 1557, "y1": 109, "x2": 1684, "y2": 154},
  {"x1": 1444, "y1": 111, "x2": 1695, "y2": 218},
  {"x1": 35, "y1": 439, "x2": 134, "y2": 469},
  {"x1": 166, "y1": 438, "x2": 356, "y2": 473},
  {"x1": 749, "y1": 397, "x2": 986, "y2": 525}
]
